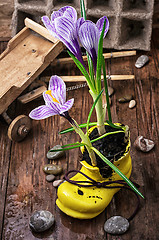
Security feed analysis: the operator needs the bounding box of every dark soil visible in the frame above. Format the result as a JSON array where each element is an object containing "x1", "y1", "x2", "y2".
[{"x1": 81, "y1": 125, "x2": 128, "y2": 178}]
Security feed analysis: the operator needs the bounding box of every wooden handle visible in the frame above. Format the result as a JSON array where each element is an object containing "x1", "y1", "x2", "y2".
[
  {"x1": 51, "y1": 51, "x2": 136, "y2": 65},
  {"x1": 59, "y1": 75, "x2": 135, "y2": 82},
  {"x1": 18, "y1": 86, "x2": 47, "y2": 104},
  {"x1": 25, "y1": 18, "x2": 58, "y2": 43}
]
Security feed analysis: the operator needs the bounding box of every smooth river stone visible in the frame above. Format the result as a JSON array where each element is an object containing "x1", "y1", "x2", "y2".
[
  {"x1": 134, "y1": 136, "x2": 155, "y2": 152},
  {"x1": 47, "y1": 145, "x2": 65, "y2": 160},
  {"x1": 104, "y1": 216, "x2": 129, "y2": 235},
  {"x1": 53, "y1": 179, "x2": 63, "y2": 187},
  {"x1": 43, "y1": 164, "x2": 63, "y2": 175},
  {"x1": 118, "y1": 94, "x2": 133, "y2": 103},
  {"x1": 29, "y1": 210, "x2": 55, "y2": 232},
  {"x1": 46, "y1": 174, "x2": 55, "y2": 182},
  {"x1": 129, "y1": 99, "x2": 136, "y2": 109},
  {"x1": 135, "y1": 55, "x2": 149, "y2": 68}
]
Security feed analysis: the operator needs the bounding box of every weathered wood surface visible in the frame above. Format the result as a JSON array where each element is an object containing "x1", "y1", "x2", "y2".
[
  {"x1": 0, "y1": 29, "x2": 159, "y2": 239},
  {"x1": 0, "y1": 0, "x2": 14, "y2": 41},
  {"x1": 0, "y1": 19, "x2": 64, "y2": 115}
]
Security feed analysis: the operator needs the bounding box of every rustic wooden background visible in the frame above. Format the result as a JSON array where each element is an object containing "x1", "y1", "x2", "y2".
[
  {"x1": 0, "y1": 2, "x2": 159, "y2": 240},
  {"x1": 1, "y1": 0, "x2": 159, "y2": 41}
]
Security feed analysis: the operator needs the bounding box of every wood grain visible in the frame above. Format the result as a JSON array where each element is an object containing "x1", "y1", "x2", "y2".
[
  {"x1": 0, "y1": 23, "x2": 64, "y2": 115},
  {"x1": 0, "y1": 30, "x2": 159, "y2": 240}
]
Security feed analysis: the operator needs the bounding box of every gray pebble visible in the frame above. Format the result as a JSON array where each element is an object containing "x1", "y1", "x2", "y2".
[
  {"x1": 47, "y1": 145, "x2": 65, "y2": 160},
  {"x1": 135, "y1": 55, "x2": 149, "y2": 68},
  {"x1": 129, "y1": 99, "x2": 136, "y2": 109},
  {"x1": 43, "y1": 164, "x2": 63, "y2": 175},
  {"x1": 118, "y1": 94, "x2": 132, "y2": 103},
  {"x1": 29, "y1": 210, "x2": 55, "y2": 232},
  {"x1": 134, "y1": 136, "x2": 155, "y2": 152},
  {"x1": 53, "y1": 179, "x2": 63, "y2": 187},
  {"x1": 46, "y1": 174, "x2": 55, "y2": 182},
  {"x1": 104, "y1": 216, "x2": 129, "y2": 235},
  {"x1": 108, "y1": 86, "x2": 114, "y2": 97}
]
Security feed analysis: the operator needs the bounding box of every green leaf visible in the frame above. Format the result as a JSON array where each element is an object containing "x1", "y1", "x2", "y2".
[
  {"x1": 96, "y1": 19, "x2": 106, "y2": 93},
  {"x1": 91, "y1": 147, "x2": 144, "y2": 199},
  {"x1": 87, "y1": 53, "x2": 96, "y2": 89},
  {"x1": 106, "y1": 120, "x2": 123, "y2": 129},
  {"x1": 80, "y1": 0, "x2": 86, "y2": 20},
  {"x1": 86, "y1": 89, "x2": 104, "y2": 134},
  {"x1": 102, "y1": 56, "x2": 112, "y2": 122},
  {"x1": 91, "y1": 130, "x2": 124, "y2": 143},
  {"x1": 62, "y1": 142, "x2": 85, "y2": 148},
  {"x1": 49, "y1": 144, "x2": 85, "y2": 152},
  {"x1": 59, "y1": 122, "x2": 98, "y2": 134},
  {"x1": 67, "y1": 51, "x2": 95, "y2": 92}
]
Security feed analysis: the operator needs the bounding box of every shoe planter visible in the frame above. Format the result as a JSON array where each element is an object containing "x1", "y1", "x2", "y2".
[{"x1": 56, "y1": 124, "x2": 132, "y2": 219}]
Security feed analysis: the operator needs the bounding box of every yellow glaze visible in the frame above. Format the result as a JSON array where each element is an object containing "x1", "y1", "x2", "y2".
[{"x1": 56, "y1": 124, "x2": 132, "y2": 219}]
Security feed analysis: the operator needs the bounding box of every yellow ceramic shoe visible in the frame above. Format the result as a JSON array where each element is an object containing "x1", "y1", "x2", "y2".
[{"x1": 56, "y1": 138, "x2": 132, "y2": 219}]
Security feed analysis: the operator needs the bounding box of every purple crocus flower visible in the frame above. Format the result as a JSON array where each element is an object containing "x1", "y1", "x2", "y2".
[
  {"x1": 78, "y1": 16, "x2": 109, "y2": 71},
  {"x1": 42, "y1": 6, "x2": 84, "y2": 66},
  {"x1": 29, "y1": 75, "x2": 74, "y2": 120}
]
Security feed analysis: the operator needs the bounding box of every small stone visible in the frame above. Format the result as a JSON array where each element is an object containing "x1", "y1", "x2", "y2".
[
  {"x1": 134, "y1": 136, "x2": 155, "y2": 152},
  {"x1": 104, "y1": 216, "x2": 129, "y2": 235},
  {"x1": 43, "y1": 164, "x2": 63, "y2": 175},
  {"x1": 32, "y1": 49, "x2": 36, "y2": 53},
  {"x1": 47, "y1": 145, "x2": 65, "y2": 160},
  {"x1": 135, "y1": 55, "x2": 149, "y2": 68},
  {"x1": 53, "y1": 179, "x2": 63, "y2": 187},
  {"x1": 129, "y1": 99, "x2": 136, "y2": 109},
  {"x1": 118, "y1": 94, "x2": 132, "y2": 103},
  {"x1": 108, "y1": 86, "x2": 114, "y2": 97},
  {"x1": 29, "y1": 210, "x2": 55, "y2": 232},
  {"x1": 46, "y1": 174, "x2": 55, "y2": 182}
]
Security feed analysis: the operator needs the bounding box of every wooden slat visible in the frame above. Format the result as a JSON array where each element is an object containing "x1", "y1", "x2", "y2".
[
  {"x1": 25, "y1": 18, "x2": 59, "y2": 44},
  {"x1": 51, "y1": 51, "x2": 136, "y2": 65},
  {"x1": 0, "y1": 25, "x2": 64, "y2": 115},
  {"x1": 18, "y1": 86, "x2": 47, "y2": 104},
  {"x1": 1, "y1": 30, "x2": 159, "y2": 240}
]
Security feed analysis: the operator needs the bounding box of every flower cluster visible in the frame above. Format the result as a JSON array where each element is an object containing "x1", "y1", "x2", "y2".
[
  {"x1": 42, "y1": 6, "x2": 109, "y2": 71},
  {"x1": 29, "y1": 4, "x2": 143, "y2": 198}
]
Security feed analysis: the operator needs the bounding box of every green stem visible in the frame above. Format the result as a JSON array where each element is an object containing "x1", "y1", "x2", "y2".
[
  {"x1": 103, "y1": 56, "x2": 112, "y2": 122},
  {"x1": 90, "y1": 90, "x2": 105, "y2": 135},
  {"x1": 71, "y1": 118, "x2": 97, "y2": 166}
]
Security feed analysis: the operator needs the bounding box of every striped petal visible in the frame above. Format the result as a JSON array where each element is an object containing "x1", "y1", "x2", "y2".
[
  {"x1": 62, "y1": 6, "x2": 77, "y2": 22},
  {"x1": 29, "y1": 105, "x2": 56, "y2": 120},
  {"x1": 41, "y1": 16, "x2": 57, "y2": 38},
  {"x1": 49, "y1": 75, "x2": 66, "y2": 104},
  {"x1": 54, "y1": 16, "x2": 78, "y2": 54},
  {"x1": 96, "y1": 16, "x2": 109, "y2": 38},
  {"x1": 43, "y1": 91, "x2": 61, "y2": 113},
  {"x1": 78, "y1": 21, "x2": 99, "y2": 68},
  {"x1": 60, "y1": 98, "x2": 74, "y2": 114},
  {"x1": 76, "y1": 17, "x2": 85, "y2": 33}
]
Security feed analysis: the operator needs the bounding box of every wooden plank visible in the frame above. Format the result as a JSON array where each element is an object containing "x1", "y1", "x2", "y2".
[
  {"x1": 25, "y1": 18, "x2": 59, "y2": 44},
  {"x1": 0, "y1": 27, "x2": 64, "y2": 115},
  {"x1": 105, "y1": 53, "x2": 145, "y2": 240},
  {"x1": 51, "y1": 51, "x2": 136, "y2": 65},
  {"x1": 60, "y1": 75, "x2": 135, "y2": 81},
  {"x1": 1, "y1": 30, "x2": 159, "y2": 240},
  {"x1": 0, "y1": 121, "x2": 12, "y2": 240},
  {"x1": 0, "y1": 27, "x2": 30, "y2": 61},
  {"x1": 18, "y1": 86, "x2": 47, "y2": 104},
  {"x1": 41, "y1": 75, "x2": 135, "y2": 83}
]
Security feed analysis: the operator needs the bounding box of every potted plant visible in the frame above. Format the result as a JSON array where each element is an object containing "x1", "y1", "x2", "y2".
[{"x1": 29, "y1": 1, "x2": 143, "y2": 219}]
